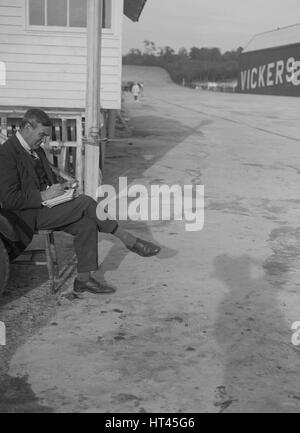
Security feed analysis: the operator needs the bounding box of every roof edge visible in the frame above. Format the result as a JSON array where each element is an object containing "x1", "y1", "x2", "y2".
[
  {"x1": 124, "y1": 0, "x2": 148, "y2": 22},
  {"x1": 243, "y1": 22, "x2": 300, "y2": 53}
]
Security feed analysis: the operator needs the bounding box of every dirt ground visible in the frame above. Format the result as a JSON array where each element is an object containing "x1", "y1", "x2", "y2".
[{"x1": 1, "y1": 66, "x2": 300, "y2": 413}]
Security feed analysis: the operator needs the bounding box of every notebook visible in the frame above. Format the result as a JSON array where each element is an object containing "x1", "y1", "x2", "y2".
[{"x1": 42, "y1": 188, "x2": 75, "y2": 208}]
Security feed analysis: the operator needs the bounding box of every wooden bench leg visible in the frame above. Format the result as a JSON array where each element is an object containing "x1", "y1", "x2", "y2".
[
  {"x1": 44, "y1": 232, "x2": 59, "y2": 293},
  {"x1": 49, "y1": 232, "x2": 60, "y2": 292}
]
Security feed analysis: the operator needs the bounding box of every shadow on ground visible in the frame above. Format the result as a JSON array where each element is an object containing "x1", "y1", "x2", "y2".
[
  {"x1": 213, "y1": 252, "x2": 299, "y2": 413},
  {"x1": 99, "y1": 114, "x2": 207, "y2": 274}
]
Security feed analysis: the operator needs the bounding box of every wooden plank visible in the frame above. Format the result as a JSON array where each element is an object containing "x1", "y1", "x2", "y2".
[
  {"x1": 0, "y1": 110, "x2": 83, "y2": 118},
  {"x1": 5, "y1": 70, "x2": 119, "y2": 82},
  {"x1": 54, "y1": 120, "x2": 61, "y2": 142},
  {"x1": 0, "y1": 6, "x2": 22, "y2": 16},
  {"x1": 59, "y1": 147, "x2": 67, "y2": 173},
  {"x1": 0, "y1": 0, "x2": 21, "y2": 7},
  {"x1": 75, "y1": 116, "x2": 84, "y2": 193},
  {"x1": 0, "y1": 31, "x2": 121, "y2": 49},
  {"x1": 2, "y1": 61, "x2": 118, "y2": 76},
  {"x1": 0, "y1": 131, "x2": 7, "y2": 143},
  {"x1": 0, "y1": 87, "x2": 85, "y2": 100},
  {"x1": 3, "y1": 80, "x2": 118, "y2": 92},
  {"x1": 59, "y1": 119, "x2": 68, "y2": 173},
  {"x1": 97, "y1": 98, "x2": 121, "y2": 110},
  {"x1": 0, "y1": 115, "x2": 7, "y2": 136},
  {"x1": 0, "y1": 16, "x2": 23, "y2": 25},
  {"x1": 2, "y1": 53, "x2": 87, "y2": 65},
  {"x1": 0, "y1": 43, "x2": 120, "y2": 57},
  {"x1": 0, "y1": 47, "x2": 87, "y2": 60},
  {"x1": 5, "y1": 62, "x2": 118, "y2": 77},
  {"x1": 0, "y1": 97, "x2": 84, "y2": 108},
  {"x1": 5, "y1": 80, "x2": 86, "y2": 92},
  {"x1": 53, "y1": 120, "x2": 61, "y2": 168},
  {"x1": 0, "y1": 89, "x2": 120, "y2": 99},
  {"x1": 6, "y1": 72, "x2": 85, "y2": 83},
  {"x1": 5, "y1": 62, "x2": 87, "y2": 74},
  {"x1": 69, "y1": 120, "x2": 76, "y2": 175},
  {"x1": 0, "y1": 43, "x2": 87, "y2": 57},
  {"x1": 100, "y1": 116, "x2": 107, "y2": 173},
  {"x1": 0, "y1": 97, "x2": 121, "y2": 110},
  {"x1": 1, "y1": 53, "x2": 119, "y2": 67},
  {"x1": 0, "y1": 25, "x2": 22, "y2": 34},
  {"x1": 62, "y1": 119, "x2": 68, "y2": 143}
]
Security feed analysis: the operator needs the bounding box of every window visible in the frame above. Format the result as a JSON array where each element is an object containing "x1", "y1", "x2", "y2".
[
  {"x1": 48, "y1": 0, "x2": 67, "y2": 27},
  {"x1": 29, "y1": 0, "x2": 45, "y2": 25},
  {"x1": 102, "y1": 0, "x2": 112, "y2": 29},
  {"x1": 69, "y1": 0, "x2": 87, "y2": 28},
  {"x1": 28, "y1": 0, "x2": 112, "y2": 29}
]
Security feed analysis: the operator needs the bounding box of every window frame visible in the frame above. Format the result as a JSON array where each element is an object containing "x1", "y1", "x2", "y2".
[{"x1": 26, "y1": 0, "x2": 115, "y2": 35}]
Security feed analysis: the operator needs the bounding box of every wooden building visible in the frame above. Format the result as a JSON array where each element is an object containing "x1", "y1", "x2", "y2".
[{"x1": 0, "y1": 0, "x2": 147, "y2": 110}]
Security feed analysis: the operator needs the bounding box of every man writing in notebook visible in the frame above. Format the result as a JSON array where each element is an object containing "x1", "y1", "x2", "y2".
[{"x1": 0, "y1": 109, "x2": 160, "y2": 294}]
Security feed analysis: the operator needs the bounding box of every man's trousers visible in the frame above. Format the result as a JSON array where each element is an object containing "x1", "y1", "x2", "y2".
[{"x1": 36, "y1": 195, "x2": 118, "y2": 273}]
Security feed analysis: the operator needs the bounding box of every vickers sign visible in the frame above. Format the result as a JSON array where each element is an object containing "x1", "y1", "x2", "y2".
[{"x1": 237, "y1": 44, "x2": 300, "y2": 96}]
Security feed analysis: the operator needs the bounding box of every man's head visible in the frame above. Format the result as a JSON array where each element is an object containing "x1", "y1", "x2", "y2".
[{"x1": 20, "y1": 109, "x2": 52, "y2": 150}]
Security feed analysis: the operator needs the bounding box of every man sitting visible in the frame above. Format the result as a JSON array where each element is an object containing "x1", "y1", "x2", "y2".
[{"x1": 0, "y1": 109, "x2": 160, "y2": 294}]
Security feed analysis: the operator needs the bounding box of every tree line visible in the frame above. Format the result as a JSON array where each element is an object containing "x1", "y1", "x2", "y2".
[{"x1": 123, "y1": 41, "x2": 243, "y2": 85}]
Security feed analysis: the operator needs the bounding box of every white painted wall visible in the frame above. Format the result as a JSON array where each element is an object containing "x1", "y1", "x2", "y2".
[{"x1": 0, "y1": 0, "x2": 123, "y2": 110}]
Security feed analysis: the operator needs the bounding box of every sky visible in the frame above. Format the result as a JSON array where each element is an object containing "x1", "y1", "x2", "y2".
[{"x1": 122, "y1": 0, "x2": 300, "y2": 54}]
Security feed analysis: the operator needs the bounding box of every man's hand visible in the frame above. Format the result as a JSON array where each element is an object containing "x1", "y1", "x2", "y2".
[
  {"x1": 41, "y1": 184, "x2": 65, "y2": 201},
  {"x1": 63, "y1": 180, "x2": 79, "y2": 189}
]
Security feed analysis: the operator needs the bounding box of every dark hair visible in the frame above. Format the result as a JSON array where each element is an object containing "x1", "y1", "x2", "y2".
[{"x1": 20, "y1": 108, "x2": 52, "y2": 130}]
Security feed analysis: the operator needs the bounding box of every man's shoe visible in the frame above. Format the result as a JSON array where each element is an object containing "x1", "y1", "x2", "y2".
[
  {"x1": 127, "y1": 238, "x2": 161, "y2": 257},
  {"x1": 74, "y1": 277, "x2": 116, "y2": 294}
]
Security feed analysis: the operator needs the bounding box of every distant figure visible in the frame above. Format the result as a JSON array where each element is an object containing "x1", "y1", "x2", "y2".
[
  {"x1": 131, "y1": 83, "x2": 140, "y2": 101},
  {"x1": 138, "y1": 82, "x2": 144, "y2": 97}
]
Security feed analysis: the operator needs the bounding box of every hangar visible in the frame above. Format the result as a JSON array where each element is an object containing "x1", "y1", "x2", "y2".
[{"x1": 237, "y1": 23, "x2": 300, "y2": 96}]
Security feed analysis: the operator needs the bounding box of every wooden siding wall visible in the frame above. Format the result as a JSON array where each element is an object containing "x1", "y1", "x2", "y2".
[{"x1": 0, "y1": 0, "x2": 123, "y2": 110}]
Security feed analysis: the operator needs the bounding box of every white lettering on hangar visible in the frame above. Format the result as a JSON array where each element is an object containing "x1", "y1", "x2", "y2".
[{"x1": 240, "y1": 57, "x2": 300, "y2": 90}]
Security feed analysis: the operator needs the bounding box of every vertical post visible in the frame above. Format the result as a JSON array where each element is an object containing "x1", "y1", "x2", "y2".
[
  {"x1": 100, "y1": 113, "x2": 106, "y2": 174},
  {"x1": 0, "y1": 115, "x2": 7, "y2": 137},
  {"x1": 76, "y1": 115, "x2": 84, "y2": 193},
  {"x1": 84, "y1": 0, "x2": 103, "y2": 198}
]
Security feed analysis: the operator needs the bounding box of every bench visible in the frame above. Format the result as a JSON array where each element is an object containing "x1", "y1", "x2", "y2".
[{"x1": 12, "y1": 230, "x2": 76, "y2": 293}]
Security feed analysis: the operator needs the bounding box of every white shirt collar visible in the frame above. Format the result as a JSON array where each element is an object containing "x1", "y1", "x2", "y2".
[{"x1": 16, "y1": 130, "x2": 32, "y2": 154}]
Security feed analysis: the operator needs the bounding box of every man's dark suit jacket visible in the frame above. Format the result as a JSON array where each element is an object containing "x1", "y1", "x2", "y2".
[{"x1": 0, "y1": 134, "x2": 56, "y2": 250}]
